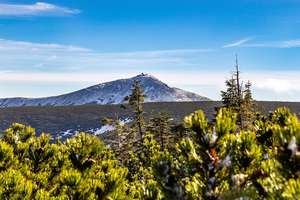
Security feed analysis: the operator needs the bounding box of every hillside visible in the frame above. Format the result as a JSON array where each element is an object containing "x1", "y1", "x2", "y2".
[
  {"x1": 0, "y1": 74, "x2": 209, "y2": 107},
  {"x1": 0, "y1": 101, "x2": 299, "y2": 140}
]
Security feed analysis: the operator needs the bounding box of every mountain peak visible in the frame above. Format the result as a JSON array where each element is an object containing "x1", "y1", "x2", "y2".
[
  {"x1": 133, "y1": 73, "x2": 158, "y2": 80},
  {"x1": 0, "y1": 74, "x2": 210, "y2": 107},
  {"x1": 135, "y1": 73, "x2": 150, "y2": 77}
]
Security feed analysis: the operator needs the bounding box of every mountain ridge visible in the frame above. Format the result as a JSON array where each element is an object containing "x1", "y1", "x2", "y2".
[{"x1": 0, "y1": 74, "x2": 210, "y2": 107}]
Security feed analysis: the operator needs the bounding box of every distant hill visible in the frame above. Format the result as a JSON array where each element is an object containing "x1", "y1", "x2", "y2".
[
  {"x1": 0, "y1": 101, "x2": 299, "y2": 140},
  {"x1": 0, "y1": 74, "x2": 210, "y2": 107}
]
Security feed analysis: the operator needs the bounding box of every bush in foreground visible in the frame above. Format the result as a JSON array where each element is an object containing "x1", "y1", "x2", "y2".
[
  {"x1": 0, "y1": 124, "x2": 128, "y2": 199},
  {"x1": 0, "y1": 107, "x2": 300, "y2": 199}
]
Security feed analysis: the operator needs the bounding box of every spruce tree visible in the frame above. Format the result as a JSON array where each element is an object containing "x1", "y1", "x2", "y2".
[
  {"x1": 221, "y1": 55, "x2": 255, "y2": 129},
  {"x1": 221, "y1": 77, "x2": 237, "y2": 108},
  {"x1": 241, "y1": 81, "x2": 255, "y2": 129},
  {"x1": 102, "y1": 117, "x2": 124, "y2": 149},
  {"x1": 124, "y1": 80, "x2": 146, "y2": 140},
  {"x1": 148, "y1": 112, "x2": 172, "y2": 149}
]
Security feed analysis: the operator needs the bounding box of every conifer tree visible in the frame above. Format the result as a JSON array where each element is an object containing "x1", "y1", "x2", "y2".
[
  {"x1": 102, "y1": 117, "x2": 125, "y2": 149},
  {"x1": 124, "y1": 80, "x2": 146, "y2": 140},
  {"x1": 221, "y1": 77, "x2": 238, "y2": 108},
  {"x1": 148, "y1": 112, "x2": 172, "y2": 149},
  {"x1": 102, "y1": 116, "x2": 133, "y2": 162},
  {"x1": 241, "y1": 81, "x2": 255, "y2": 128},
  {"x1": 221, "y1": 55, "x2": 255, "y2": 129}
]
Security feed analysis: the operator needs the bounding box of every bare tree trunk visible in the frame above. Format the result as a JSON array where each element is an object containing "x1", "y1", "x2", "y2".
[
  {"x1": 137, "y1": 97, "x2": 143, "y2": 140},
  {"x1": 235, "y1": 54, "x2": 243, "y2": 128}
]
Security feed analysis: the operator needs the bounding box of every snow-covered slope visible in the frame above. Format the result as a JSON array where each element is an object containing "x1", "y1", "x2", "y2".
[{"x1": 0, "y1": 74, "x2": 210, "y2": 107}]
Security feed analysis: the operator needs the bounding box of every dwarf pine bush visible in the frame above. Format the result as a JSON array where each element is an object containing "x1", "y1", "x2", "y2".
[{"x1": 0, "y1": 107, "x2": 299, "y2": 199}]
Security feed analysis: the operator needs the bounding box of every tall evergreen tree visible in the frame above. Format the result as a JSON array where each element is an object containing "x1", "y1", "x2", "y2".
[
  {"x1": 221, "y1": 55, "x2": 255, "y2": 129},
  {"x1": 148, "y1": 112, "x2": 172, "y2": 149},
  {"x1": 221, "y1": 77, "x2": 237, "y2": 107},
  {"x1": 124, "y1": 80, "x2": 146, "y2": 140},
  {"x1": 241, "y1": 81, "x2": 255, "y2": 128}
]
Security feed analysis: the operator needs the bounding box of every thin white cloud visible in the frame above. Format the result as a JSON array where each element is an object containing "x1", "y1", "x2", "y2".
[
  {"x1": 0, "y1": 38, "x2": 90, "y2": 52},
  {"x1": 110, "y1": 48, "x2": 214, "y2": 57},
  {"x1": 245, "y1": 39, "x2": 300, "y2": 48},
  {"x1": 0, "y1": 2, "x2": 80, "y2": 16},
  {"x1": 224, "y1": 37, "x2": 300, "y2": 49},
  {"x1": 0, "y1": 39, "x2": 212, "y2": 54},
  {"x1": 223, "y1": 37, "x2": 253, "y2": 48},
  {"x1": 0, "y1": 38, "x2": 213, "y2": 72}
]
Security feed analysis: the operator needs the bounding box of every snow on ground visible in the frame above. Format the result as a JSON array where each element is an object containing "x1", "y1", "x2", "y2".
[
  {"x1": 89, "y1": 118, "x2": 132, "y2": 135},
  {"x1": 62, "y1": 129, "x2": 74, "y2": 137},
  {"x1": 89, "y1": 124, "x2": 115, "y2": 135},
  {"x1": 119, "y1": 118, "x2": 132, "y2": 125},
  {"x1": 55, "y1": 129, "x2": 79, "y2": 140},
  {"x1": 57, "y1": 117, "x2": 133, "y2": 138}
]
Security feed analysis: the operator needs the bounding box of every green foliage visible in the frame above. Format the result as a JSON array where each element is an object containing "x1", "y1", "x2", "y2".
[
  {"x1": 0, "y1": 168, "x2": 34, "y2": 200},
  {"x1": 184, "y1": 110, "x2": 208, "y2": 136},
  {"x1": 215, "y1": 108, "x2": 237, "y2": 137},
  {"x1": 124, "y1": 80, "x2": 146, "y2": 140},
  {"x1": 282, "y1": 178, "x2": 300, "y2": 199},
  {"x1": 0, "y1": 140, "x2": 15, "y2": 170},
  {"x1": 1, "y1": 107, "x2": 300, "y2": 199},
  {"x1": 221, "y1": 58, "x2": 255, "y2": 129},
  {"x1": 0, "y1": 124, "x2": 128, "y2": 200},
  {"x1": 148, "y1": 112, "x2": 173, "y2": 149},
  {"x1": 128, "y1": 107, "x2": 300, "y2": 199}
]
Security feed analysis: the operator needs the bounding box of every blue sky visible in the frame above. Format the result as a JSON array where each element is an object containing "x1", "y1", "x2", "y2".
[{"x1": 0, "y1": 0, "x2": 300, "y2": 101}]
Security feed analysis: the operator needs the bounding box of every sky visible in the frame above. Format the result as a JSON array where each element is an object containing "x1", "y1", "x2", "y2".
[{"x1": 0, "y1": 0, "x2": 300, "y2": 101}]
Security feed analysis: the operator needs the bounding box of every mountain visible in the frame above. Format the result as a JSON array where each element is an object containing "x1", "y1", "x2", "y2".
[{"x1": 0, "y1": 74, "x2": 210, "y2": 107}]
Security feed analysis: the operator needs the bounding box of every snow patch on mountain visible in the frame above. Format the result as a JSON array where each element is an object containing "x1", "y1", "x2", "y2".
[{"x1": 0, "y1": 74, "x2": 210, "y2": 107}]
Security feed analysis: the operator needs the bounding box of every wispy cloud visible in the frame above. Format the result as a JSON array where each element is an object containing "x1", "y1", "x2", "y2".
[
  {"x1": 245, "y1": 39, "x2": 300, "y2": 48},
  {"x1": 225, "y1": 38, "x2": 300, "y2": 48},
  {"x1": 0, "y1": 2, "x2": 80, "y2": 16},
  {"x1": 223, "y1": 37, "x2": 300, "y2": 49},
  {"x1": 0, "y1": 38, "x2": 213, "y2": 72},
  {"x1": 1, "y1": 38, "x2": 300, "y2": 101},
  {"x1": 0, "y1": 38, "x2": 90, "y2": 52},
  {"x1": 223, "y1": 37, "x2": 253, "y2": 48}
]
